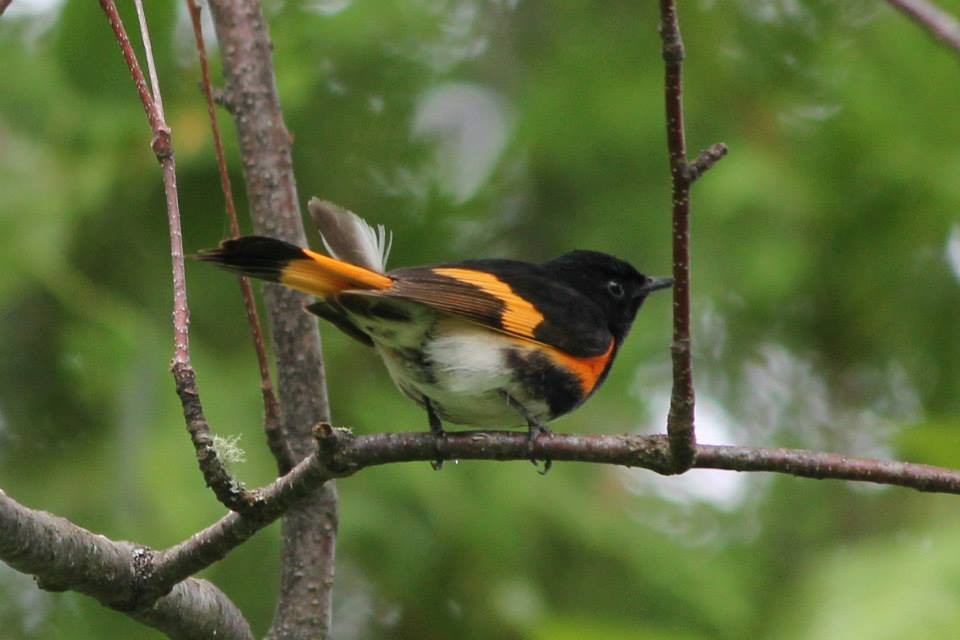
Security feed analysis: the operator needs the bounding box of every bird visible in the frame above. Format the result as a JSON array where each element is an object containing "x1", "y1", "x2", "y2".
[{"x1": 198, "y1": 198, "x2": 672, "y2": 471}]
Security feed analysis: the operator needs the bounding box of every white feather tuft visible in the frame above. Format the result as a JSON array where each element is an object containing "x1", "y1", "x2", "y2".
[{"x1": 308, "y1": 197, "x2": 393, "y2": 273}]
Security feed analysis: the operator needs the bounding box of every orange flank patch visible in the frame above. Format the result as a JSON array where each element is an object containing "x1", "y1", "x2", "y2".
[
  {"x1": 433, "y1": 267, "x2": 545, "y2": 340},
  {"x1": 541, "y1": 338, "x2": 615, "y2": 395},
  {"x1": 280, "y1": 248, "x2": 392, "y2": 297}
]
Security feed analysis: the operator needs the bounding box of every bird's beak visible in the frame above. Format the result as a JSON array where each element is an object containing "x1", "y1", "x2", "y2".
[{"x1": 639, "y1": 276, "x2": 673, "y2": 295}]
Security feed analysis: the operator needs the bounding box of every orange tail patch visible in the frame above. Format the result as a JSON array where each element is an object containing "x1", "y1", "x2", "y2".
[
  {"x1": 282, "y1": 247, "x2": 392, "y2": 296},
  {"x1": 197, "y1": 235, "x2": 392, "y2": 297}
]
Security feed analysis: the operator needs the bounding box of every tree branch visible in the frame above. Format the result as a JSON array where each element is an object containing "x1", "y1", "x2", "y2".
[
  {"x1": 140, "y1": 426, "x2": 960, "y2": 597},
  {"x1": 0, "y1": 490, "x2": 254, "y2": 640},
  {"x1": 0, "y1": 0, "x2": 14, "y2": 18},
  {"x1": 205, "y1": 1, "x2": 337, "y2": 637},
  {"x1": 152, "y1": 451, "x2": 335, "y2": 592},
  {"x1": 325, "y1": 430, "x2": 960, "y2": 494},
  {"x1": 886, "y1": 0, "x2": 960, "y2": 54},
  {"x1": 133, "y1": 0, "x2": 164, "y2": 119},
  {"x1": 6, "y1": 414, "x2": 958, "y2": 637},
  {"x1": 693, "y1": 445, "x2": 960, "y2": 490},
  {"x1": 658, "y1": 0, "x2": 727, "y2": 472},
  {"x1": 173, "y1": 362, "x2": 255, "y2": 510},
  {"x1": 129, "y1": 579, "x2": 254, "y2": 640}
]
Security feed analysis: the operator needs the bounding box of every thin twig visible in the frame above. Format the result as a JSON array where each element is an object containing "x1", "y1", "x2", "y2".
[
  {"x1": 98, "y1": 1, "x2": 170, "y2": 164},
  {"x1": 693, "y1": 444, "x2": 960, "y2": 489},
  {"x1": 186, "y1": 1, "x2": 230, "y2": 230},
  {"x1": 683, "y1": 143, "x2": 728, "y2": 182},
  {"x1": 152, "y1": 450, "x2": 335, "y2": 594},
  {"x1": 133, "y1": 0, "x2": 164, "y2": 119},
  {"x1": 886, "y1": 0, "x2": 960, "y2": 54},
  {"x1": 173, "y1": 362, "x2": 256, "y2": 511},
  {"x1": 658, "y1": 0, "x2": 726, "y2": 472},
  {"x1": 99, "y1": 0, "x2": 252, "y2": 511},
  {"x1": 185, "y1": 0, "x2": 291, "y2": 472},
  {"x1": 99, "y1": 0, "x2": 182, "y2": 360}
]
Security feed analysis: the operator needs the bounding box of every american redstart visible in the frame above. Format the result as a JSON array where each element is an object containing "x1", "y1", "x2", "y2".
[{"x1": 198, "y1": 199, "x2": 671, "y2": 471}]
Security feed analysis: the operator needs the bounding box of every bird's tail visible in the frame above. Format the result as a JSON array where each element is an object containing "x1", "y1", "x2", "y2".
[{"x1": 196, "y1": 235, "x2": 392, "y2": 297}]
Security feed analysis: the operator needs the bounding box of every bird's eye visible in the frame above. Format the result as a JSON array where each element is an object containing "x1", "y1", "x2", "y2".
[{"x1": 607, "y1": 280, "x2": 625, "y2": 298}]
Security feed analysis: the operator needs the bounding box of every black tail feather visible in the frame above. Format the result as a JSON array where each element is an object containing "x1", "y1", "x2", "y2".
[{"x1": 195, "y1": 236, "x2": 305, "y2": 282}]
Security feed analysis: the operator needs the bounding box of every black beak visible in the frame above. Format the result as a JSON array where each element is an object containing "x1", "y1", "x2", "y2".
[{"x1": 639, "y1": 276, "x2": 673, "y2": 295}]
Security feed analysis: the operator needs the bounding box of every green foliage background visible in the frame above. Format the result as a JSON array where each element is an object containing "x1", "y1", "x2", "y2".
[{"x1": 2, "y1": 1, "x2": 959, "y2": 638}]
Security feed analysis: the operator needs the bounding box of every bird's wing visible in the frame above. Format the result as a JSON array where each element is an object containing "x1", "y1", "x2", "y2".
[{"x1": 380, "y1": 260, "x2": 613, "y2": 357}]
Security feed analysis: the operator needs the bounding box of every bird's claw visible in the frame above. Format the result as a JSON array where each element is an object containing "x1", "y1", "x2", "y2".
[
  {"x1": 431, "y1": 431, "x2": 447, "y2": 471},
  {"x1": 526, "y1": 423, "x2": 552, "y2": 475}
]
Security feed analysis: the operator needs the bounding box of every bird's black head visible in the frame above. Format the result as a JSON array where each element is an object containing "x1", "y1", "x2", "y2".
[{"x1": 543, "y1": 250, "x2": 672, "y2": 342}]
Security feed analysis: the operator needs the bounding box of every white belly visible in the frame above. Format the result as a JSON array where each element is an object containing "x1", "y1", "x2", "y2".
[{"x1": 374, "y1": 320, "x2": 550, "y2": 428}]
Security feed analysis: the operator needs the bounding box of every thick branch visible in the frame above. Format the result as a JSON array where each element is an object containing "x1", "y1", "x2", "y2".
[
  {"x1": 886, "y1": 0, "x2": 960, "y2": 54},
  {"x1": 130, "y1": 579, "x2": 254, "y2": 640},
  {"x1": 206, "y1": 1, "x2": 337, "y2": 637},
  {"x1": 0, "y1": 490, "x2": 253, "y2": 640}
]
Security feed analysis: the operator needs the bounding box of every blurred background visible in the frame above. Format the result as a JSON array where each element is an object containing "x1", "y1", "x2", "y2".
[{"x1": 2, "y1": 0, "x2": 959, "y2": 638}]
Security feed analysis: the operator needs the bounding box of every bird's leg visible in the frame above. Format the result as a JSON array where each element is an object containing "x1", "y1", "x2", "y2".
[
  {"x1": 424, "y1": 396, "x2": 446, "y2": 471},
  {"x1": 500, "y1": 392, "x2": 552, "y2": 475}
]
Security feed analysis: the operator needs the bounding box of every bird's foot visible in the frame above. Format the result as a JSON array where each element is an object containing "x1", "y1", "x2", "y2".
[
  {"x1": 526, "y1": 421, "x2": 552, "y2": 475},
  {"x1": 425, "y1": 397, "x2": 446, "y2": 471},
  {"x1": 500, "y1": 391, "x2": 553, "y2": 474}
]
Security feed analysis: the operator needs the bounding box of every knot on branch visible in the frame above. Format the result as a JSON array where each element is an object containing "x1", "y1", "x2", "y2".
[
  {"x1": 313, "y1": 422, "x2": 361, "y2": 476},
  {"x1": 171, "y1": 362, "x2": 201, "y2": 425},
  {"x1": 125, "y1": 545, "x2": 157, "y2": 610},
  {"x1": 627, "y1": 433, "x2": 679, "y2": 475},
  {"x1": 670, "y1": 337, "x2": 692, "y2": 357},
  {"x1": 661, "y1": 39, "x2": 685, "y2": 64},
  {"x1": 664, "y1": 423, "x2": 697, "y2": 474},
  {"x1": 150, "y1": 126, "x2": 173, "y2": 160}
]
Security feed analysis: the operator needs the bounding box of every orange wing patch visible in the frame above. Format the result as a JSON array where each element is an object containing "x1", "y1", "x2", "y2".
[{"x1": 433, "y1": 267, "x2": 544, "y2": 340}]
